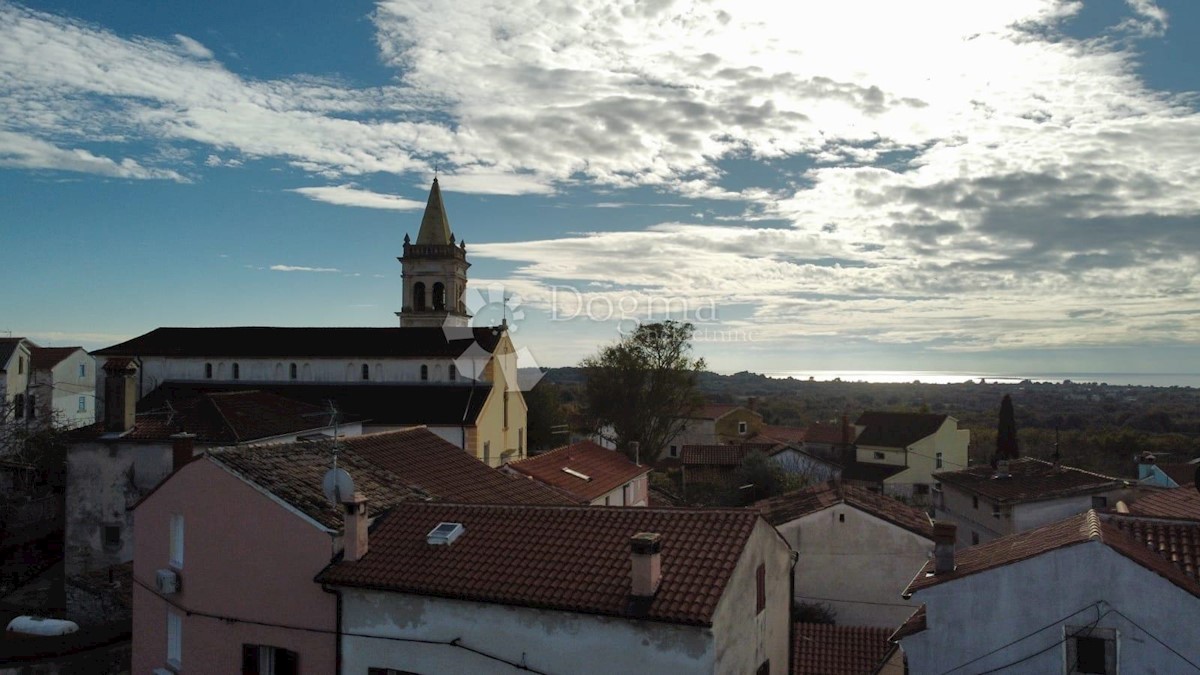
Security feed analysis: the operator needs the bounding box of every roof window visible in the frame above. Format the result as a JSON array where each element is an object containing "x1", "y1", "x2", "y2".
[
  {"x1": 562, "y1": 468, "x2": 591, "y2": 481},
  {"x1": 426, "y1": 522, "x2": 465, "y2": 546}
]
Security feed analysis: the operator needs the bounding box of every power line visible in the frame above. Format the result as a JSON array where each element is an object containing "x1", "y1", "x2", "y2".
[
  {"x1": 972, "y1": 609, "x2": 1111, "y2": 675},
  {"x1": 133, "y1": 576, "x2": 550, "y2": 674},
  {"x1": 794, "y1": 594, "x2": 918, "y2": 610},
  {"x1": 938, "y1": 601, "x2": 1102, "y2": 675},
  {"x1": 1109, "y1": 608, "x2": 1200, "y2": 672}
]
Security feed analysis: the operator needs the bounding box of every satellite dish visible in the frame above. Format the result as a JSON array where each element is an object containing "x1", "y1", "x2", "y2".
[{"x1": 322, "y1": 468, "x2": 355, "y2": 504}]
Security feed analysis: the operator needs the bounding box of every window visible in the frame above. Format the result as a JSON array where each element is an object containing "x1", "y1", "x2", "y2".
[
  {"x1": 936, "y1": 452, "x2": 943, "y2": 469},
  {"x1": 449, "y1": 364, "x2": 457, "y2": 381},
  {"x1": 873, "y1": 451, "x2": 886, "y2": 460},
  {"x1": 78, "y1": 396, "x2": 87, "y2": 412},
  {"x1": 914, "y1": 484, "x2": 930, "y2": 495},
  {"x1": 1065, "y1": 626, "x2": 1116, "y2": 674},
  {"x1": 232, "y1": 362, "x2": 240, "y2": 380},
  {"x1": 518, "y1": 428, "x2": 524, "y2": 453},
  {"x1": 205, "y1": 362, "x2": 213, "y2": 379},
  {"x1": 169, "y1": 514, "x2": 184, "y2": 568},
  {"x1": 622, "y1": 483, "x2": 631, "y2": 504},
  {"x1": 971, "y1": 531, "x2": 979, "y2": 545},
  {"x1": 483, "y1": 441, "x2": 491, "y2": 465},
  {"x1": 738, "y1": 421, "x2": 748, "y2": 434},
  {"x1": 17, "y1": 355, "x2": 23, "y2": 374},
  {"x1": 755, "y1": 563, "x2": 766, "y2": 614},
  {"x1": 167, "y1": 610, "x2": 182, "y2": 668},
  {"x1": 503, "y1": 391, "x2": 509, "y2": 429},
  {"x1": 605, "y1": 495, "x2": 610, "y2": 506},
  {"x1": 361, "y1": 364, "x2": 370, "y2": 381},
  {"x1": 102, "y1": 525, "x2": 121, "y2": 551},
  {"x1": 838, "y1": 513, "x2": 845, "y2": 523},
  {"x1": 669, "y1": 444, "x2": 679, "y2": 458},
  {"x1": 413, "y1": 282, "x2": 427, "y2": 311},
  {"x1": 242, "y1": 644, "x2": 299, "y2": 675},
  {"x1": 432, "y1": 282, "x2": 446, "y2": 310},
  {"x1": 1091, "y1": 495, "x2": 1108, "y2": 509},
  {"x1": 79, "y1": 363, "x2": 87, "y2": 378},
  {"x1": 420, "y1": 364, "x2": 428, "y2": 381},
  {"x1": 972, "y1": 496, "x2": 979, "y2": 509},
  {"x1": 289, "y1": 363, "x2": 297, "y2": 380}
]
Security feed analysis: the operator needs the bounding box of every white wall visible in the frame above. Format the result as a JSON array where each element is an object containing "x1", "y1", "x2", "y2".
[
  {"x1": 338, "y1": 589, "x2": 716, "y2": 674},
  {"x1": 776, "y1": 504, "x2": 930, "y2": 627},
  {"x1": 904, "y1": 541, "x2": 1200, "y2": 674},
  {"x1": 590, "y1": 474, "x2": 649, "y2": 506},
  {"x1": 31, "y1": 349, "x2": 95, "y2": 429},
  {"x1": 664, "y1": 418, "x2": 716, "y2": 458}
]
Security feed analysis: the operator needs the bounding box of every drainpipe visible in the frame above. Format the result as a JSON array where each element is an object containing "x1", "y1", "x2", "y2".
[{"x1": 788, "y1": 549, "x2": 799, "y2": 675}]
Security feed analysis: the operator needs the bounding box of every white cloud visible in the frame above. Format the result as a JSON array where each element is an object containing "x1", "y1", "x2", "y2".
[
  {"x1": 269, "y1": 264, "x2": 340, "y2": 272},
  {"x1": 289, "y1": 184, "x2": 425, "y2": 210},
  {"x1": 0, "y1": 130, "x2": 185, "y2": 181},
  {"x1": 174, "y1": 34, "x2": 214, "y2": 60}
]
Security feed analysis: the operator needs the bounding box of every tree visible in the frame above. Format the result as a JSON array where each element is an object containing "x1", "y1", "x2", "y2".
[
  {"x1": 995, "y1": 394, "x2": 1019, "y2": 463},
  {"x1": 580, "y1": 321, "x2": 706, "y2": 462},
  {"x1": 524, "y1": 381, "x2": 570, "y2": 453},
  {"x1": 728, "y1": 450, "x2": 806, "y2": 505}
]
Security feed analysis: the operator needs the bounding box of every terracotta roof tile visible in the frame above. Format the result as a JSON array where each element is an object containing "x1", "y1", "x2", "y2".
[
  {"x1": 905, "y1": 511, "x2": 1200, "y2": 600},
  {"x1": 792, "y1": 623, "x2": 894, "y2": 675},
  {"x1": 760, "y1": 425, "x2": 807, "y2": 444},
  {"x1": 1158, "y1": 462, "x2": 1198, "y2": 487},
  {"x1": 756, "y1": 481, "x2": 934, "y2": 539},
  {"x1": 854, "y1": 412, "x2": 949, "y2": 448},
  {"x1": 317, "y1": 502, "x2": 761, "y2": 626},
  {"x1": 94, "y1": 326, "x2": 502, "y2": 358},
  {"x1": 935, "y1": 457, "x2": 1122, "y2": 504},
  {"x1": 682, "y1": 403, "x2": 749, "y2": 420},
  {"x1": 1121, "y1": 488, "x2": 1200, "y2": 521},
  {"x1": 681, "y1": 443, "x2": 780, "y2": 466},
  {"x1": 346, "y1": 428, "x2": 570, "y2": 505},
  {"x1": 803, "y1": 422, "x2": 852, "y2": 445},
  {"x1": 890, "y1": 604, "x2": 927, "y2": 641},
  {"x1": 508, "y1": 441, "x2": 650, "y2": 503},
  {"x1": 29, "y1": 346, "x2": 83, "y2": 370}
]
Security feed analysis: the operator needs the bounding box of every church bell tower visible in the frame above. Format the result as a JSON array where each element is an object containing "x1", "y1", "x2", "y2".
[{"x1": 397, "y1": 178, "x2": 471, "y2": 328}]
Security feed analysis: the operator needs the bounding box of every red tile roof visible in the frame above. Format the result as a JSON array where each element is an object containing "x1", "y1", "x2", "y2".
[
  {"x1": 72, "y1": 390, "x2": 341, "y2": 444},
  {"x1": 1158, "y1": 462, "x2": 1198, "y2": 487},
  {"x1": 803, "y1": 422, "x2": 851, "y2": 445},
  {"x1": 681, "y1": 443, "x2": 781, "y2": 466},
  {"x1": 935, "y1": 457, "x2": 1122, "y2": 504},
  {"x1": 792, "y1": 623, "x2": 894, "y2": 675},
  {"x1": 854, "y1": 412, "x2": 949, "y2": 448},
  {"x1": 347, "y1": 428, "x2": 570, "y2": 506},
  {"x1": 890, "y1": 604, "x2": 927, "y2": 641},
  {"x1": 29, "y1": 346, "x2": 84, "y2": 370},
  {"x1": 317, "y1": 502, "x2": 762, "y2": 626},
  {"x1": 904, "y1": 511, "x2": 1200, "y2": 600},
  {"x1": 1122, "y1": 488, "x2": 1200, "y2": 521},
  {"x1": 755, "y1": 480, "x2": 934, "y2": 539},
  {"x1": 760, "y1": 425, "x2": 807, "y2": 444},
  {"x1": 683, "y1": 403, "x2": 748, "y2": 420},
  {"x1": 508, "y1": 441, "x2": 650, "y2": 503},
  {"x1": 94, "y1": 326, "x2": 503, "y2": 358}
]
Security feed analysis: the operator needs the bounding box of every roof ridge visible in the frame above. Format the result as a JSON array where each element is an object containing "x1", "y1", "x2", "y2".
[
  {"x1": 1021, "y1": 457, "x2": 1121, "y2": 482},
  {"x1": 1081, "y1": 509, "x2": 1104, "y2": 541}
]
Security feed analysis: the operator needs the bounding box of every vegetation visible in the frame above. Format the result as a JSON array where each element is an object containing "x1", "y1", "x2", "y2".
[
  {"x1": 523, "y1": 381, "x2": 571, "y2": 453},
  {"x1": 579, "y1": 321, "x2": 706, "y2": 462},
  {"x1": 995, "y1": 393, "x2": 1019, "y2": 462}
]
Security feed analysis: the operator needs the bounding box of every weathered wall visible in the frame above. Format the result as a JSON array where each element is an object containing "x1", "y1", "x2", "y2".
[
  {"x1": 904, "y1": 542, "x2": 1200, "y2": 673},
  {"x1": 132, "y1": 458, "x2": 337, "y2": 675},
  {"x1": 338, "y1": 588, "x2": 715, "y2": 674},
  {"x1": 711, "y1": 519, "x2": 791, "y2": 675},
  {"x1": 590, "y1": 474, "x2": 649, "y2": 506},
  {"x1": 778, "y1": 504, "x2": 930, "y2": 627},
  {"x1": 714, "y1": 408, "x2": 762, "y2": 444},
  {"x1": 30, "y1": 349, "x2": 95, "y2": 429},
  {"x1": 664, "y1": 419, "x2": 717, "y2": 459}
]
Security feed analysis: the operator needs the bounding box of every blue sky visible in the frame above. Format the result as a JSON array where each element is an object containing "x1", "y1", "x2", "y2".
[{"x1": 2, "y1": 0, "x2": 1199, "y2": 378}]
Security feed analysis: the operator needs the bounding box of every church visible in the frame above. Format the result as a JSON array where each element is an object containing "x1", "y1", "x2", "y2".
[{"x1": 93, "y1": 179, "x2": 528, "y2": 466}]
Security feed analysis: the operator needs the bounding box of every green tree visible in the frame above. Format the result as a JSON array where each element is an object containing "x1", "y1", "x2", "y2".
[
  {"x1": 728, "y1": 450, "x2": 805, "y2": 505},
  {"x1": 524, "y1": 381, "x2": 570, "y2": 453},
  {"x1": 995, "y1": 394, "x2": 1019, "y2": 462},
  {"x1": 580, "y1": 321, "x2": 706, "y2": 462}
]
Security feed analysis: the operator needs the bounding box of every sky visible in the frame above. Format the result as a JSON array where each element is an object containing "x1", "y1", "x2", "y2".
[{"x1": 2, "y1": 0, "x2": 1199, "y2": 379}]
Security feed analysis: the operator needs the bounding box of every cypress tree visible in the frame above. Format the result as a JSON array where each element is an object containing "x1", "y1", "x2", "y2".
[{"x1": 996, "y1": 394, "x2": 1019, "y2": 462}]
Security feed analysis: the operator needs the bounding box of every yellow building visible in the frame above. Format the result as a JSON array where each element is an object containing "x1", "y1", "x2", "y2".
[{"x1": 846, "y1": 412, "x2": 969, "y2": 506}]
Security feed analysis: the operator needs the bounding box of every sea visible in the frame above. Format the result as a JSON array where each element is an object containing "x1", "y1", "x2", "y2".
[{"x1": 761, "y1": 370, "x2": 1200, "y2": 388}]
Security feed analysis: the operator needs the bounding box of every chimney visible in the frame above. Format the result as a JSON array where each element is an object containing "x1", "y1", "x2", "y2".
[
  {"x1": 630, "y1": 532, "x2": 662, "y2": 597},
  {"x1": 343, "y1": 492, "x2": 369, "y2": 562},
  {"x1": 933, "y1": 521, "x2": 956, "y2": 574},
  {"x1": 170, "y1": 433, "x2": 196, "y2": 471},
  {"x1": 747, "y1": 396, "x2": 757, "y2": 411},
  {"x1": 102, "y1": 359, "x2": 138, "y2": 433}
]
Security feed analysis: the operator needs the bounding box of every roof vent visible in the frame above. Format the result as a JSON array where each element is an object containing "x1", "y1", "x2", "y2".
[
  {"x1": 562, "y1": 468, "x2": 591, "y2": 481},
  {"x1": 427, "y1": 522, "x2": 465, "y2": 546}
]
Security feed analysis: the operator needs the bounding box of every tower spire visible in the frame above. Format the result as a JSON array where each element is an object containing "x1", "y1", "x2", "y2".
[{"x1": 416, "y1": 177, "x2": 453, "y2": 245}]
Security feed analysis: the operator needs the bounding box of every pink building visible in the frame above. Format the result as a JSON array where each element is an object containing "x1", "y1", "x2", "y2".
[{"x1": 132, "y1": 427, "x2": 567, "y2": 673}]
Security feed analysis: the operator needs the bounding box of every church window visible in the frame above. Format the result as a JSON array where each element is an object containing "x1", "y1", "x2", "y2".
[
  {"x1": 289, "y1": 363, "x2": 298, "y2": 380},
  {"x1": 503, "y1": 391, "x2": 509, "y2": 429},
  {"x1": 232, "y1": 363, "x2": 240, "y2": 380},
  {"x1": 420, "y1": 365, "x2": 428, "y2": 381},
  {"x1": 205, "y1": 363, "x2": 213, "y2": 379},
  {"x1": 449, "y1": 364, "x2": 457, "y2": 381},
  {"x1": 433, "y1": 282, "x2": 446, "y2": 310},
  {"x1": 413, "y1": 282, "x2": 427, "y2": 311},
  {"x1": 361, "y1": 364, "x2": 369, "y2": 381}
]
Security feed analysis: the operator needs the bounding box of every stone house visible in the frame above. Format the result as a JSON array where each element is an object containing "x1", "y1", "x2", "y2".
[{"x1": 661, "y1": 403, "x2": 764, "y2": 460}]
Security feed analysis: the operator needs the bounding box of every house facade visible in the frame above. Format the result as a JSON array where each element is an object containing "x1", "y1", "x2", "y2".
[
  {"x1": 901, "y1": 512, "x2": 1200, "y2": 674},
  {"x1": 29, "y1": 346, "x2": 95, "y2": 429},
  {"x1": 933, "y1": 457, "x2": 1132, "y2": 547},
  {"x1": 851, "y1": 411, "x2": 969, "y2": 505},
  {"x1": 661, "y1": 404, "x2": 763, "y2": 460},
  {"x1": 318, "y1": 502, "x2": 793, "y2": 675},
  {"x1": 1, "y1": 337, "x2": 33, "y2": 423},
  {"x1": 757, "y1": 481, "x2": 933, "y2": 627}
]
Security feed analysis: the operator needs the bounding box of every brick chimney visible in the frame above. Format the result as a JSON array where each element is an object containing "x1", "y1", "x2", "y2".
[
  {"x1": 102, "y1": 359, "x2": 138, "y2": 433},
  {"x1": 170, "y1": 433, "x2": 196, "y2": 471},
  {"x1": 630, "y1": 532, "x2": 662, "y2": 597},
  {"x1": 933, "y1": 521, "x2": 957, "y2": 574},
  {"x1": 343, "y1": 492, "x2": 369, "y2": 562}
]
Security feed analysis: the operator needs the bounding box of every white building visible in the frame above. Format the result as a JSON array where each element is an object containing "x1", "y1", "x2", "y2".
[
  {"x1": 900, "y1": 511, "x2": 1200, "y2": 674},
  {"x1": 756, "y1": 480, "x2": 933, "y2": 627},
  {"x1": 0, "y1": 338, "x2": 94, "y2": 431},
  {"x1": 847, "y1": 411, "x2": 969, "y2": 505},
  {"x1": 0, "y1": 338, "x2": 33, "y2": 428},
  {"x1": 317, "y1": 501, "x2": 793, "y2": 674},
  {"x1": 934, "y1": 457, "x2": 1133, "y2": 547}
]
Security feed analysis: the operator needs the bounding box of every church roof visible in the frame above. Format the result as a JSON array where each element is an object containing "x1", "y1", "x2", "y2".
[
  {"x1": 416, "y1": 177, "x2": 453, "y2": 245},
  {"x1": 93, "y1": 326, "x2": 502, "y2": 358}
]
